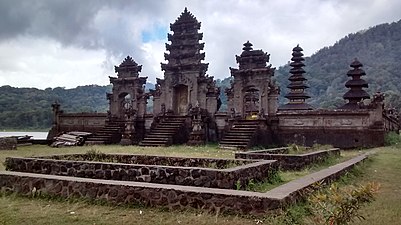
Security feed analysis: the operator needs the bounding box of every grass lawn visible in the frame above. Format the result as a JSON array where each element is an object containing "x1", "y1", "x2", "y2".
[{"x1": 0, "y1": 144, "x2": 400, "y2": 224}]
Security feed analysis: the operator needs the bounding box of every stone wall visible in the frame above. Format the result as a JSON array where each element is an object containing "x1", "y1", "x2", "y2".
[
  {"x1": 59, "y1": 113, "x2": 107, "y2": 132},
  {"x1": 48, "y1": 112, "x2": 107, "y2": 139},
  {"x1": 5, "y1": 155, "x2": 278, "y2": 190},
  {"x1": 274, "y1": 109, "x2": 385, "y2": 148},
  {"x1": 0, "y1": 153, "x2": 369, "y2": 215},
  {"x1": 0, "y1": 137, "x2": 17, "y2": 150},
  {"x1": 0, "y1": 172, "x2": 277, "y2": 215},
  {"x1": 235, "y1": 148, "x2": 340, "y2": 170}
]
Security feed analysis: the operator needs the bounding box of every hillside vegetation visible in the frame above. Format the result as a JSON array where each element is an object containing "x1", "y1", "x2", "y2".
[
  {"x1": 0, "y1": 85, "x2": 111, "y2": 130},
  {"x1": 275, "y1": 20, "x2": 401, "y2": 109},
  {"x1": 1, "y1": 20, "x2": 400, "y2": 130}
]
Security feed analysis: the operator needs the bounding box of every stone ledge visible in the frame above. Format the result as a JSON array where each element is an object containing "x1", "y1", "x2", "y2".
[
  {"x1": 0, "y1": 137, "x2": 17, "y2": 150},
  {"x1": 264, "y1": 153, "x2": 370, "y2": 203},
  {"x1": 0, "y1": 152, "x2": 370, "y2": 215},
  {"x1": 235, "y1": 148, "x2": 341, "y2": 170},
  {"x1": 5, "y1": 155, "x2": 278, "y2": 190}
]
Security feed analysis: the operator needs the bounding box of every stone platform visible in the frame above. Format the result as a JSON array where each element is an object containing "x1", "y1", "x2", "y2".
[
  {"x1": 235, "y1": 148, "x2": 340, "y2": 170},
  {"x1": 0, "y1": 152, "x2": 371, "y2": 215},
  {"x1": 5, "y1": 154, "x2": 278, "y2": 190}
]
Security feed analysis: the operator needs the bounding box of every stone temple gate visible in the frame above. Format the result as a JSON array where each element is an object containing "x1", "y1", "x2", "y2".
[{"x1": 107, "y1": 56, "x2": 148, "y2": 121}]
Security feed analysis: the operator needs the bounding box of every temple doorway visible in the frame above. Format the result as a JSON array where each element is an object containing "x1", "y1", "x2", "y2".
[
  {"x1": 243, "y1": 87, "x2": 260, "y2": 118},
  {"x1": 173, "y1": 84, "x2": 188, "y2": 115},
  {"x1": 118, "y1": 93, "x2": 134, "y2": 119}
]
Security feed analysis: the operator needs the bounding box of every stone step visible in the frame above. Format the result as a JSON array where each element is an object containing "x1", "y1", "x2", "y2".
[
  {"x1": 232, "y1": 123, "x2": 259, "y2": 126},
  {"x1": 219, "y1": 144, "x2": 247, "y2": 149},
  {"x1": 221, "y1": 137, "x2": 252, "y2": 142},
  {"x1": 142, "y1": 137, "x2": 171, "y2": 141},
  {"x1": 158, "y1": 124, "x2": 182, "y2": 128},
  {"x1": 153, "y1": 127, "x2": 180, "y2": 131},
  {"x1": 86, "y1": 137, "x2": 109, "y2": 141},
  {"x1": 224, "y1": 132, "x2": 255, "y2": 135},
  {"x1": 140, "y1": 117, "x2": 186, "y2": 147},
  {"x1": 230, "y1": 127, "x2": 258, "y2": 130},
  {"x1": 85, "y1": 141, "x2": 107, "y2": 145},
  {"x1": 219, "y1": 141, "x2": 250, "y2": 145},
  {"x1": 146, "y1": 133, "x2": 174, "y2": 138},
  {"x1": 138, "y1": 140, "x2": 171, "y2": 147},
  {"x1": 138, "y1": 143, "x2": 168, "y2": 147},
  {"x1": 227, "y1": 130, "x2": 255, "y2": 134},
  {"x1": 147, "y1": 133, "x2": 176, "y2": 137}
]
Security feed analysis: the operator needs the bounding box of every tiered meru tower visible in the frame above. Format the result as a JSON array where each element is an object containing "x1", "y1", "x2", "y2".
[
  {"x1": 152, "y1": 8, "x2": 220, "y2": 116},
  {"x1": 339, "y1": 59, "x2": 370, "y2": 109},
  {"x1": 279, "y1": 45, "x2": 312, "y2": 110}
]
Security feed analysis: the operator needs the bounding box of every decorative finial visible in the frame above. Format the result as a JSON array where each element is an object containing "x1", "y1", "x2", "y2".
[{"x1": 243, "y1": 41, "x2": 253, "y2": 51}]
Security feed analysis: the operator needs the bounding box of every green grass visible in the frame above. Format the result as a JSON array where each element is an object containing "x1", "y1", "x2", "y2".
[
  {"x1": 0, "y1": 145, "x2": 400, "y2": 224},
  {"x1": 350, "y1": 146, "x2": 401, "y2": 225},
  {"x1": 246, "y1": 150, "x2": 362, "y2": 192}
]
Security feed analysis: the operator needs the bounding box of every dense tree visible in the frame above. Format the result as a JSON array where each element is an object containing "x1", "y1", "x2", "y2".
[{"x1": 275, "y1": 20, "x2": 401, "y2": 110}]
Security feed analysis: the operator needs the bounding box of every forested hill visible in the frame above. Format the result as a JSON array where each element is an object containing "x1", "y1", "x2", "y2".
[
  {"x1": 275, "y1": 19, "x2": 401, "y2": 109},
  {"x1": 0, "y1": 85, "x2": 111, "y2": 130}
]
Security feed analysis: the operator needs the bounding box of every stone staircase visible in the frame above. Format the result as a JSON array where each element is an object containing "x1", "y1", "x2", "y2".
[
  {"x1": 85, "y1": 121, "x2": 124, "y2": 145},
  {"x1": 219, "y1": 120, "x2": 260, "y2": 150},
  {"x1": 139, "y1": 117, "x2": 187, "y2": 147}
]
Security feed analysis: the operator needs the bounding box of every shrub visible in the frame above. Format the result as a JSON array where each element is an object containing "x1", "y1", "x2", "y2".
[
  {"x1": 309, "y1": 182, "x2": 380, "y2": 225},
  {"x1": 384, "y1": 131, "x2": 401, "y2": 146}
]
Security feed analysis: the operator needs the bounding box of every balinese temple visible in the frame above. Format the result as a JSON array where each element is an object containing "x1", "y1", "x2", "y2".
[
  {"x1": 152, "y1": 7, "x2": 220, "y2": 116},
  {"x1": 48, "y1": 8, "x2": 400, "y2": 150},
  {"x1": 279, "y1": 45, "x2": 313, "y2": 110},
  {"x1": 339, "y1": 59, "x2": 370, "y2": 109}
]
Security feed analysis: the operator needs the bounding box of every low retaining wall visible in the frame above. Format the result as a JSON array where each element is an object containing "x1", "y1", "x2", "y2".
[
  {"x1": 0, "y1": 137, "x2": 17, "y2": 150},
  {"x1": 235, "y1": 148, "x2": 340, "y2": 170},
  {"x1": 0, "y1": 153, "x2": 370, "y2": 215},
  {"x1": 5, "y1": 155, "x2": 278, "y2": 190},
  {"x1": 43, "y1": 154, "x2": 252, "y2": 168}
]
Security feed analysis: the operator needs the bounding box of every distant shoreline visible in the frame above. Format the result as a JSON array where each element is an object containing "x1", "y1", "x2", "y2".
[
  {"x1": 0, "y1": 131, "x2": 49, "y2": 139},
  {"x1": 1, "y1": 128, "x2": 50, "y2": 132}
]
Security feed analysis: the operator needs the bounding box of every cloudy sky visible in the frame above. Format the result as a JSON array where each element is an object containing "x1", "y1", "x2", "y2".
[{"x1": 0, "y1": 0, "x2": 400, "y2": 89}]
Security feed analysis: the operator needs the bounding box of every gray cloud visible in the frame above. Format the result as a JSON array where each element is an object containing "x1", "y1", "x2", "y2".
[{"x1": 0, "y1": 0, "x2": 400, "y2": 88}]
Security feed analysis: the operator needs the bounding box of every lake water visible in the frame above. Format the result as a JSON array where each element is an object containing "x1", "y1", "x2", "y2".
[{"x1": 0, "y1": 131, "x2": 49, "y2": 139}]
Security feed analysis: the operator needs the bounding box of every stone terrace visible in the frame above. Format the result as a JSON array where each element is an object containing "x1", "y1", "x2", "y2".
[
  {"x1": 0, "y1": 153, "x2": 371, "y2": 215},
  {"x1": 5, "y1": 154, "x2": 278, "y2": 190},
  {"x1": 235, "y1": 148, "x2": 341, "y2": 170}
]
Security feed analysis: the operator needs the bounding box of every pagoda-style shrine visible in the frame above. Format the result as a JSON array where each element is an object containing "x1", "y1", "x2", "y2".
[
  {"x1": 339, "y1": 59, "x2": 370, "y2": 109},
  {"x1": 152, "y1": 7, "x2": 220, "y2": 116},
  {"x1": 279, "y1": 45, "x2": 313, "y2": 110},
  {"x1": 226, "y1": 41, "x2": 278, "y2": 118}
]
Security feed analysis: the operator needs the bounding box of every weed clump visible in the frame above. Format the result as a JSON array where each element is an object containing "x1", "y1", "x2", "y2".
[
  {"x1": 384, "y1": 131, "x2": 401, "y2": 146},
  {"x1": 309, "y1": 182, "x2": 380, "y2": 225}
]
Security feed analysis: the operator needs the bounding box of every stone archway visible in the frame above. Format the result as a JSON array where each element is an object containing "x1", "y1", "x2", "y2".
[
  {"x1": 117, "y1": 92, "x2": 134, "y2": 119},
  {"x1": 243, "y1": 87, "x2": 260, "y2": 118},
  {"x1": 173, "y1": 84, "x2": 188, "y2": 115}
]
